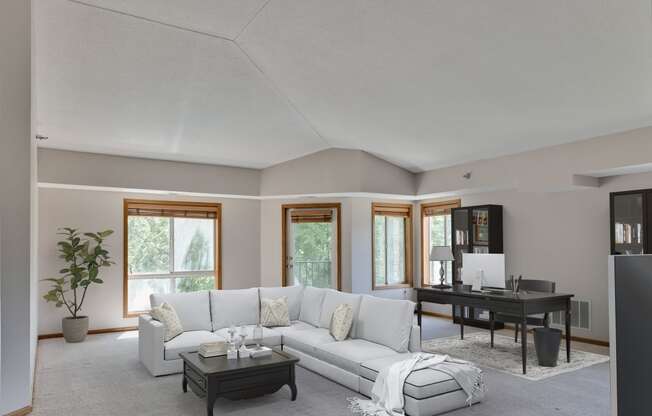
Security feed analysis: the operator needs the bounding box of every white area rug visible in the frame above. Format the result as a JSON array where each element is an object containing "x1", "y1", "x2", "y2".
[{"x1": 422, "y1": 332, "x2": 609, "y2": 381}]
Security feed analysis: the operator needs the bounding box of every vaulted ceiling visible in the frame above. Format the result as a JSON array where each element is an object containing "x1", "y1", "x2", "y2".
[{"x1": 35, "y1": 0, "x2": 652, "y2": 172}]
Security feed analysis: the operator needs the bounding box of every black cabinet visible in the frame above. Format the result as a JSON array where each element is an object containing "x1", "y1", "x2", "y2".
[
  {"x1": 451, "y1": 204, "x2": 504, "y2": 282},
  {"x1": 450, "y1": 204, "x2": 504, "y2": 329},
  {"x1": 610, "y1": 189, "x2": 651, "y2": 255}
]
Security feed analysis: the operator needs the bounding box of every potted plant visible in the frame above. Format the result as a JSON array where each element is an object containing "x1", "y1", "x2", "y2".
[{"x1": 43, "y1": 228, "x2": 114, "y2": 343}]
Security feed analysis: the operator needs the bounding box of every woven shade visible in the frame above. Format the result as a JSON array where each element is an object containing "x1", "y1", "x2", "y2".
[
  {"x1": 423, "y1": 201, "x2": 459, "y2": 216},
  {"x1": 126, "y1": 202, "x2": 218, "y2": 219},
  {"x1": 291, "y1": 209, "x2": 333, "y2": 223},
  {"x1": 373, "y1": 205, "x2": 411, "y2": 217}
]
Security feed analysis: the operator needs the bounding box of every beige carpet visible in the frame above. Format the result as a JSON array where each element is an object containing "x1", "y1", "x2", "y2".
[{"x1": 422, "y1": 332, "x2": 610, "y2": 381}]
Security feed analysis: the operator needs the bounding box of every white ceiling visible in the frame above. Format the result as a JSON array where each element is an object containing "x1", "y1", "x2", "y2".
[{"x1": 35, "y1": 0, "x2": 652, "y2": 172}]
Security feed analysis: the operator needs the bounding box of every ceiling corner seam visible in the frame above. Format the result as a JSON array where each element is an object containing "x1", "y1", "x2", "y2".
[
  {"x1": 233, "y1": 0, "x2": 273, "y2": 42},
  {"x1": 66, "y1": 0, "x2": 236, "y2": 42},
  {"x1": 232, "y1": 40, "x2": 332, "y2": 148}
]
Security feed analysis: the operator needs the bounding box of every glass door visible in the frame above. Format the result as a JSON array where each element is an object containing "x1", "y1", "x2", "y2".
[
  {"x1": 452, "y1": 208, "x2": 470, "y2": 282},
  {"x1": 612, "y1": 193, "x2": 644, "y2": 255},
  {"x1": 283, "y1": 205, "x2": 340, "y2": 289},
  {"x1": 471, "y1": 208, "x2": 490, "y2": 253}
]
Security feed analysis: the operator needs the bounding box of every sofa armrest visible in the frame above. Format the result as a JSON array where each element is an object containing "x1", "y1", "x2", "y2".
[
  {"x1": 409, "y1": 324, "x2": 421, "y2": 352},
  {"x1": 139, "y1": 314, "x2": 166, "y2": 376}
]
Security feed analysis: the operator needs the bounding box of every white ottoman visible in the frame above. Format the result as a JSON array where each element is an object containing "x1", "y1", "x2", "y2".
[{"x1": 358, "y1": 354, "x2": 482, "y2": 416}]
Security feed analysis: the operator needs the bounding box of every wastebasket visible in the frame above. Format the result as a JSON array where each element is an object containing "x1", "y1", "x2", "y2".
[{"x1": 533, "y1": 327, "x2": 562, "y2": 367}]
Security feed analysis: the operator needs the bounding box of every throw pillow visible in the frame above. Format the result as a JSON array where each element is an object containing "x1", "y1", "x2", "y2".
[
  {"x1": 150, "y1": 302, "x2": 183, "y2": 342},
  {"x1": 329, "y1": 303, "x2": 353, "y2": 341},
  {"x1": 260, "y1": 297, "x2": 291, "y2": 327}
]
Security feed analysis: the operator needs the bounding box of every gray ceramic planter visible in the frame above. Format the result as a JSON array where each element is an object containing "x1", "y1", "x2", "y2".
[{"x1": 62, "y1": 316, "x2": 89, "y2": 343}]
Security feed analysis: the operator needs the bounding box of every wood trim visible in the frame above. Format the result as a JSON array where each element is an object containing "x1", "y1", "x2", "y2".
[
  {"x1": 420, "y1": 199, "x2": 461, "y2": 287},
  {"x1": 282, "y1": 203, "x2": 341, "y2": 290},
  {"x1": 3, "y1": 406, "x2": 32, "y2": 416},
  {"x1": 418, "y1": 311, "x2": 610, "y2": 347},
  {"x1": 371, "y1": 202, "x2": 413, "y2": 290},
  {"x1": 123, "y1": 199, "x2": 222, "y2": 318},
  {"x1": 38, "y1": 326, "x2": 138, "y2": 340}
]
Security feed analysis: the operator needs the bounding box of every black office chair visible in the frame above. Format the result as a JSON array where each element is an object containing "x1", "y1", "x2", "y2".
[{"x1": 494, "y1": 279, "x2": 556, "y2": 343}]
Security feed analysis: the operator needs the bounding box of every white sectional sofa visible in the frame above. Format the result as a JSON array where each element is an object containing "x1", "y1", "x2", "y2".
[{"x1": 138, "y1": 286, "x2": 480, "y2": 416}]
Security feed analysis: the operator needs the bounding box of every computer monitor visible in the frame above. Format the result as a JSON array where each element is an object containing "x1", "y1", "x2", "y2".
[{"x1": 461, "y1": 253, "x2": 506, "y2": 289}]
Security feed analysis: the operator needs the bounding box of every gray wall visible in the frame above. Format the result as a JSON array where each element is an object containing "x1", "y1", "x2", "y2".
[
  {"x1": 38, "y1": 188, "x2": 261, "y2": 335},
  {"x1": 0, "y1": 0, "x2": 33, "y2": 412},
  {"x1": 260, "y1": 149, "x2": 416, "y2": 196},
  {"x1": 38, "y1": 148, "x2": 261, "y2": 197}
]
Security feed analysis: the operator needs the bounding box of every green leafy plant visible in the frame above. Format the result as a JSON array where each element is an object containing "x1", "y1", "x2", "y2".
[{"x1": 43, "y1": 228, "x2": 115, "y2": 318}]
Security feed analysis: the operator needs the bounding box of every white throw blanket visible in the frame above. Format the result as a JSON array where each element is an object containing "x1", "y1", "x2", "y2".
[{"x1": 349, "y1": 353, "x2": 485, "y2": 416}]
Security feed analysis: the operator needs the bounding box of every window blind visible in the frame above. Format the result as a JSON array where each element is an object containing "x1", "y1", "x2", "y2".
[
  {"x1": 422, "y1": 200, "x2": 460, "y2": 216},
  {"x1": 126, "y1": 202, "x2": 219, "y2": 219},
  {"x1": 373, "y1": 204, "x2": 411, "y2": 217},
  {"x1": 290, "y1": 209, "x2": 333, "y2": 223}
]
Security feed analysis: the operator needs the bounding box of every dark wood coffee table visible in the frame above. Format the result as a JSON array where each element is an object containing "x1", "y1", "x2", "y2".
[{"x1": 180, "y1": 350, "x2": 299, "y2": 416}]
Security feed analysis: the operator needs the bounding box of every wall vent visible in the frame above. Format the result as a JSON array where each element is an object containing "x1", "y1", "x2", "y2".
[{"x1": 550, "y1": 299, "x2": 591, "y2": 330}]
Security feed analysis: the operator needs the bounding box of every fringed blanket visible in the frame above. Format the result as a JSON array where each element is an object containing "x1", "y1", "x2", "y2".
[{"x1": 349, "y1": 353, "x2": 485, "y2": 416}]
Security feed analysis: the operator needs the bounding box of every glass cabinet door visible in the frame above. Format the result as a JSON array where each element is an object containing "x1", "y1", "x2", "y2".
[
  {"x1": 612, "y1": 193, "x2": 644, "y2": 255},
  {"x1": 452, "y1": 209, "x2": 469, "y2": 281},
  {"x1": 471, "y1": 208, "x2": 490, "y2": 253}
]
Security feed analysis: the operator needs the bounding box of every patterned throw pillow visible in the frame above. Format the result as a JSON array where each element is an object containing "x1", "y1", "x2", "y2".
[
  {"x1": 261, "y1": 297, "x2": 291, "y2": 327},
  {"x1": 329, "y1": 303, "x2": 353, "y2": 341},
  {"x1": 150, "y1": 302, "x2": 183, "y2": 341}
]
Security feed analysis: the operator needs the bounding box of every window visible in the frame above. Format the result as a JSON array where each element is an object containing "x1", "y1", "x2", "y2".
[
  {"x1": 124, "y1": 200, "x2": 221, "y2": 316},
  {"x1": 372, "y1": 203, "x2": 413, "y2": 289},
  {"x1": 282, "y1": 204, "x2": 341, "y2": 290},
  {"x1": 421, "y1": 200, "x2": 460, "y2": 286}
]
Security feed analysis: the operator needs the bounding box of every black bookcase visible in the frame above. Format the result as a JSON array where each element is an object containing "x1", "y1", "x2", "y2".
[
  {"x1": 451, "y1": 204, "x2": 504, "y2": 329},
  {"x1": 610, "y1": 189, "x2": 652, "y2": 255}
]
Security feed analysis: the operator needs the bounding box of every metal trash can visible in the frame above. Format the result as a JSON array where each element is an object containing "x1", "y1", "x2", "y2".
[{"x1": 533, "y1": 328, "x2": 562, "y2": 367}]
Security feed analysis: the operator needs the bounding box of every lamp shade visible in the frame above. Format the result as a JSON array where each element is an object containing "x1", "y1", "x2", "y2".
[{"x1": 430, "y1": 246, "x2": 454, "y2": 262}]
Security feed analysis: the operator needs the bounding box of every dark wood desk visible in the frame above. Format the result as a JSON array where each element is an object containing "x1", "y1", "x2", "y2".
[{"x1": 416, "y1": 287, "x2": 574, "y2": 374}]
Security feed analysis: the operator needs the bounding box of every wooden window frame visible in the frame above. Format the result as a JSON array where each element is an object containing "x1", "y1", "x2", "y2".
[
  {"x1": 420, "y1": 199, "x2": 461, "y2": 287},
  {"x1": 123, "y1": 199, "x2": 222, "y2": 318},
  {"x1": 282, "y1": 203, "x2": 342, "y2": 290},
  {"x1": 371, "y1": 202, "x2": 413, "y2": 290}
]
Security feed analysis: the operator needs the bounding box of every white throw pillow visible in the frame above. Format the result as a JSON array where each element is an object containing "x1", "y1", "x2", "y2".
[
  {"x1": 299, "y1": 286, "x2": 329, "y2": 327},
  {"x1": 259, "y1": 286, "x2": 304, "y2": 321},
  {"x1": 356, "y1": 295, "x2": 415, "y2": 352},
  {"x1": 210, "y1": 288, "x2": 260, "y2": 331},
  {"x1": 150, "y1": 302, "x2": 183, "y2": 342},
  {"x1": 260, "y1": 297, "x2": 291, "y2": 327},
  {"x1": 150, "y1": 291, "x2": 212, "y2": 332},
  {"x1": 318, "y1": 291, "x2": 362, "y2": 333},
  {"x1": 329, "y1": 304, "x2": 354, "y2": 341}
]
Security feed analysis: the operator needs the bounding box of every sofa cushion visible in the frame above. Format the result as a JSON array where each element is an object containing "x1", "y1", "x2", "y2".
[
  {"x1": 150, "y1": 302, "x2": 183, "y2": 341},
  {"x1": 260, "y1": 297, "x2": 290, "y2": 327},
  {"x1": 359, "y1": 354, "x2": 462, "y2": 400},
  {"x1": 210, "y1": 288, "x2": 260, "y2": 331},
  {"x1": 259, "y1": 286, "x2": 304, "y2": 321},
  {"x1": 356, "y1": 295, "x2": 415, "y2": 352},
  {"x1": 282, "y1": 327, "x2": 336, "y2": 355},
  {"x1": 150, "y1": 291, "x2": 212, "y2": 332},
  {"x1": 329, "y1": 304, "x2": 354, "y2": 341},
  {"x1": 319, "y1": 291, "x2": 361, "y2": 333},
  {"x1": 315, "y1": 339, "x2": 398, "y2": 375},
  {"x1": 271, "y1": 320, "x2": 315, "y2": 336},
  {"x1": 299, "y1": 287, "x2": 329, "y2": 326},
  {"x1": 214, "y1": 325, "x2": 282, "y2": 347},
  {"x1": 164, "y1": 330, "x2": 225, "y2": 360}
]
